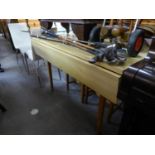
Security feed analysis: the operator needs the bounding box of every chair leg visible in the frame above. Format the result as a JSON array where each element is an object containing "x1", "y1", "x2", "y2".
[
  {"x1": 37, "y1": 59, "x2": 40, "y2": 68},
  {"x1": 24, "y1": 54, "x2": 30, "y2": 74},
  {"x1": 15, "y1": 50, "x2": 19, "y2": 65},
  {"x1": 81, "y1": 85, "x2": 95, "y2": 104},
  {"x1": 47, "y1": 62, "x2": 54, "y2": 91},
  {"x1": 66, "y1": 74, "x2": 70, "y2": 91},
  {"x1": 83, "y1": 85, "x2": 93, "y2": 104},
  {"x1": 57, "y1": 68, "x2": 61, "y2": 80},
  {"x1": 21, "y1": 55, "x2": 29, "y2": 73},
  {"x1": 81, "y1": 84, "x2": 86, "y2": 104},
  {"x1": 32, "y1": 61, "x2": 41, "y2": 87}
]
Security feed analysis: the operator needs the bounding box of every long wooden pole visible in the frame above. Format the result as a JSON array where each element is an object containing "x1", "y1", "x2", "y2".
[
  {"x1": 65, "y1": 38, "x2": 95, "y2": 50},
  {"x1": 32, "y1": 35, "x2": 96, "y2": 51}
]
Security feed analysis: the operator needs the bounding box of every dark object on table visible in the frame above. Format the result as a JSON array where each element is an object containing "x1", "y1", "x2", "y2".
[
  {"x1": 89, "y1": 42, "x2": 127, "y2": 64},
  {"x1": 118, "y1": 38, "x2": 155, "y2": 134}
]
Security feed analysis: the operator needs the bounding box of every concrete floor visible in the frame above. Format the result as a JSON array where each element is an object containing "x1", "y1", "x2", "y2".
[{"x1": 0, "y1": 36, "x2": 123, "y2": 134}]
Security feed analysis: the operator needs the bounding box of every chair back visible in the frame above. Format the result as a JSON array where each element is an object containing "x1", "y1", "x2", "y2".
[{"x1": 8, "y1": 23, "x2": 37, "y2": 60}]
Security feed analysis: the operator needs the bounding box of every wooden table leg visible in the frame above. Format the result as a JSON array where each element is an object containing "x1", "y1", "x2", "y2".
[
  {"x1": 96, "y1": 95, "x2": 106, "y2": 134},
  {"x1": 47, "y1": 62, "x2": 54, "y2": 91}
]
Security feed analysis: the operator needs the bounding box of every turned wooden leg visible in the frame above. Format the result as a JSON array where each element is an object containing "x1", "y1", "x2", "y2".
[
  {"x1": 47, "y1": 62, "x2": 54, "y2": 91},
  {"x1": 96, "y1": 95, "x2": 106, "y2": 134},
  {"x1": 66, "y1": 74, "x2": 70, "y2": 91}
]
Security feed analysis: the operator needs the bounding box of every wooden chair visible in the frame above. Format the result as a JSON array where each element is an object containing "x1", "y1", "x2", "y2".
[
  {"x1": 66, "y1": 74, "x2": 76, "y2": 91},
  {"x1": 81, "y1": 84, "x2": 95, "y2": 104}
]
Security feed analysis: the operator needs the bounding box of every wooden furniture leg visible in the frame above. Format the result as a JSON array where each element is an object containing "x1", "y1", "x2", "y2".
[
  {"x1": 81, "y1": 84, "x2": 86, "y2": 104},
  {"x1": 47, "y1": 62, "x2": 54, "y2": 91},
  {"x1": 96, "y1": 95, "x2": 106, "y2": 134},
  {"x1": 66, "y1": 74, "x2": 78, "y2": 91},
  {"x1": 81, "y1": 85, "x2": 96, "y2": 104},
  {"x1": 66, "y1": 74, "x2": 70, "y2": 91}
]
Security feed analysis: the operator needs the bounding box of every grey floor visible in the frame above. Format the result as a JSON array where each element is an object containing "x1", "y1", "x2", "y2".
[{"x1": 0, "y1": 36, "x2": 123, "y2": 135}]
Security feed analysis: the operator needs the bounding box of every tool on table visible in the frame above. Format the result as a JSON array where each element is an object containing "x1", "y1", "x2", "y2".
[{"x1": 32, "y1": 27, "x2": 128, "y2": 64}]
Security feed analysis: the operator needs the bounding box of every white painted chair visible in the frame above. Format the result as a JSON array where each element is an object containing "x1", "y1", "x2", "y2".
[
  {"x1": 7, "y1": 23, "x2": 39, "y2": 61},
  {"x1": 8, "y1": 23, "x2": 42, "y2": 85}
]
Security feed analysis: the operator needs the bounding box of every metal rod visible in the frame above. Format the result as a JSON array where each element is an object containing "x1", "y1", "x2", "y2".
[
  {"x1": 102, "y1": 19, "x2": 106, "y2": 27},
  {"x1": 132, "y1": 19, "x2": 140, "y2": 32}
]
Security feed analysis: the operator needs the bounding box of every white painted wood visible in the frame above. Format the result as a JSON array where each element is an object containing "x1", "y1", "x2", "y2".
[{"x1": 8, "y1": 23, "x2": 39, "y2": 61}]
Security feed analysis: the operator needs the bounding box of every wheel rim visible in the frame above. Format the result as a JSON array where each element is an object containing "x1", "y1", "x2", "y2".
[{"x1": 134, "y1": 37, "x2": 143, "y2": 52}]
